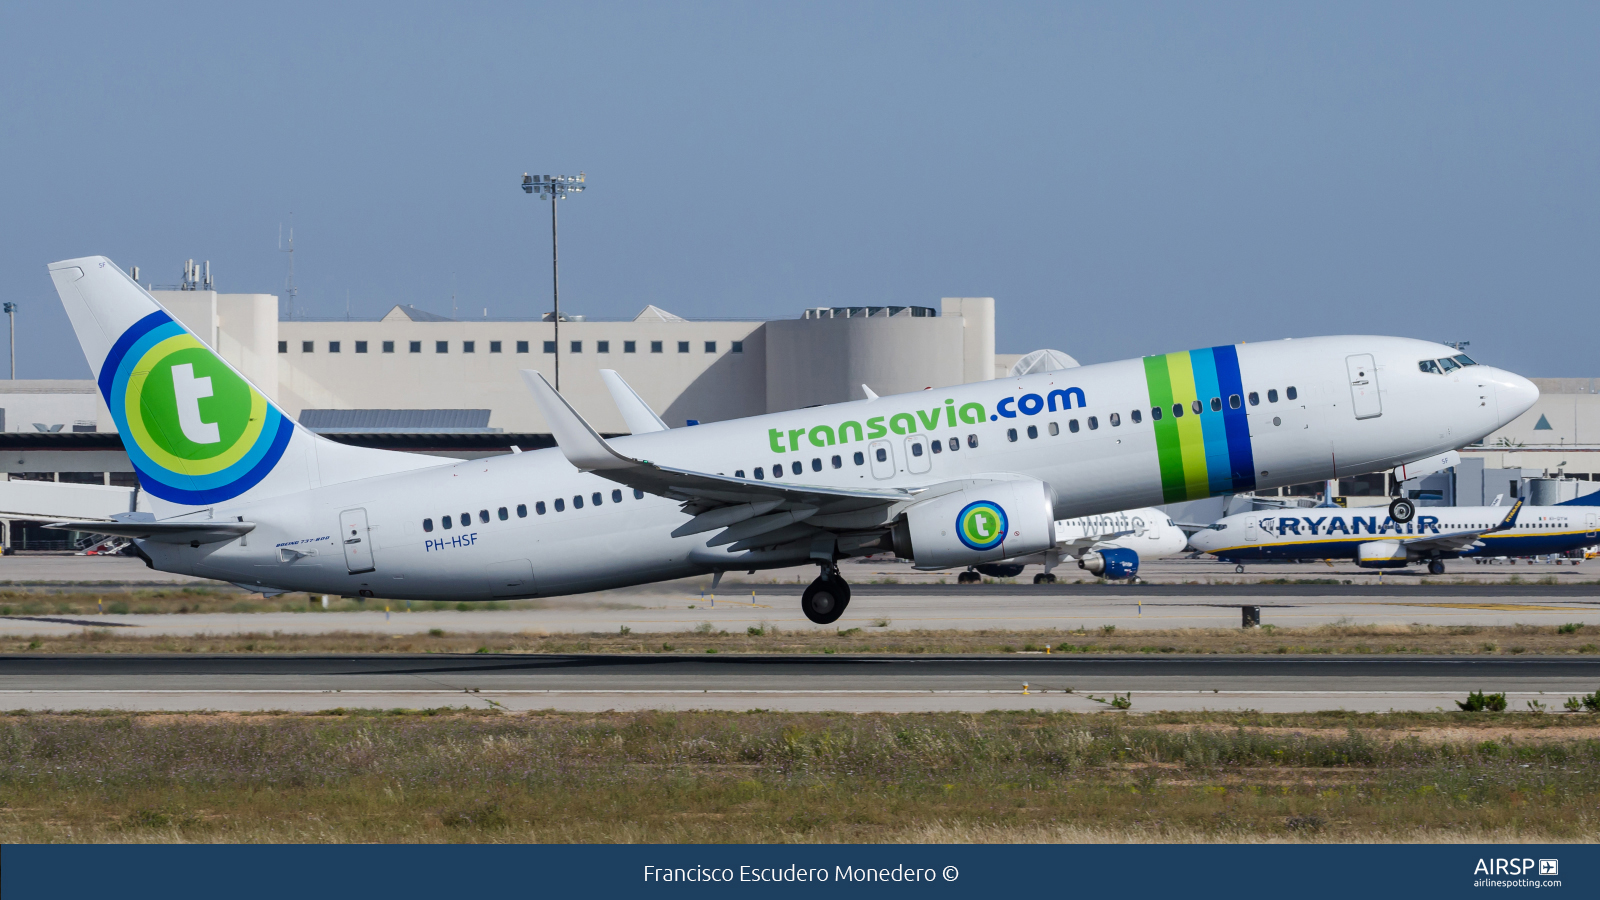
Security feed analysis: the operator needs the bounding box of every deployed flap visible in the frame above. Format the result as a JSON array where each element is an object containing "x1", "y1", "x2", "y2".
[
  {"x1": 521, "y1": 368, "x2": 911, "y2": 512},
  {"x1": 599, "y1": 369, "x2": 669, "y2": 434},
  {"x1": 1392, "y1": 450, "x2": 1460, "y2": 483}
]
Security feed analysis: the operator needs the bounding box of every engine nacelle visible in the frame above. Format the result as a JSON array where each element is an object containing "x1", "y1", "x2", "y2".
[
  {"x1": 1355, "y1": 540, "x2": 1409, "y2": 568},
  {"x1": 1079, "y1": 547, "x2": 1140, "y2": 579},
  {"x1": 899, "y1": 480, "x2": 1055, "y2": 569}
]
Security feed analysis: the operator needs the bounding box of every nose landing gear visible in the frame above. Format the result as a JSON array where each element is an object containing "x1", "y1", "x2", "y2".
[{"x1": 801, "y1": 564, "x2": 852, "y2": 624}]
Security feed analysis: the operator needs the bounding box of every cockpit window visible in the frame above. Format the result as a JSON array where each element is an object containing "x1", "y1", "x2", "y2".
[
  {"x1": 1439, "y1": 357, "x2": 1461, "y2": 373},
  {"x1": 1452, "y1": 354, "x2": 1476, "y2": 367},
  {"x1": 1418, "y1": 359, "x2": 1441, "y2": 375}
]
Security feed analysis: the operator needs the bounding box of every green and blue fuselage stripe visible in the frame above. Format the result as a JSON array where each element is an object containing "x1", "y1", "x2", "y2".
[{"x1": 1144, "y1": 345, "x2": 1257, "y2": 503}]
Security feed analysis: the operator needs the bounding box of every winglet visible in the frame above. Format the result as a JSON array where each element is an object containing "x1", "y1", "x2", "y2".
[
  {"x1": 520, "y1": 370, "x2": 638, "y2": 471},
  {"x1": 599, "y1": 369, "x2": 669, "y2": 434},
  {"x1": 861, "y1": 384, "x2": 878, "y2": 401}
]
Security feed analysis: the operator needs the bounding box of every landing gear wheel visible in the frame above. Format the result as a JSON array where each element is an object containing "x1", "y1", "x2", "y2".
[
  {"x1": 801, "y1": 574, "x2": 850, "y2": 625},
  {"x1": 1033, "y1": 573, "x2": 1057, "y2": 584},
  {"x1": 957, "y1": 570, "x2": 982, "y2": 584},
  {"x1": 1389, "y1": 497, "x2": 1416, "y2": 525},
  {"x1": 1235, "y1": 565, "x2": 1245, "y2": 574},
  {"x1": 1428, "y1": 560, "x2": 1445, "y2": 576}
]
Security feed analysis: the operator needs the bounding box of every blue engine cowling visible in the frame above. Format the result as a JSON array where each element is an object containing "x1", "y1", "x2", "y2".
[{"x1": 1079, "y1": 548, "x2": 1140, "y2": 580}]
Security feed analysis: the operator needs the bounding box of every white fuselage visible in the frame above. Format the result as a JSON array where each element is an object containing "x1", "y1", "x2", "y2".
[{"x1": 140, "y1": 335, "x2": 1534, "y2": 599}]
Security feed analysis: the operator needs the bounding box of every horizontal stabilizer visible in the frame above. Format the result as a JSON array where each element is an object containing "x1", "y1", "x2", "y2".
[{"x1": 45, "y1": 514, "x2": 253, "y2": 545}]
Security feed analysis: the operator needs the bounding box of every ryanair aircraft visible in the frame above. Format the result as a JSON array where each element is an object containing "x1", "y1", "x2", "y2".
[
  {"x1": 46, "y1": 256, "x2": 1538, "y2": 623},
  {"x1": 1190, "y1": 496, "x2": 1600, "y2": 574}
]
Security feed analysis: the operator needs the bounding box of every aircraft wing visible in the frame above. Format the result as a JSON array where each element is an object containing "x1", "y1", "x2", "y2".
[
  {"x1": 1397, "y1": 499, "x2": 1522, "y2": 555},
  {"x1": 1055, "y1": 529, "x2": 1135, "y2": 554},
  {"x1": 524, "y1": 370, "x2": 918, "y2": 551}
]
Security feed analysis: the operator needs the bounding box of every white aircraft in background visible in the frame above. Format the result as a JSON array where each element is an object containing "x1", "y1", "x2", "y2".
[
  {"x1": 46, "y1": 256, "x2": 1537, "y2": 623},
  {"x1": 1191, "y1": 496, "x2": 1600, "y2": 574},
  {"x1": 958, "y1": 508, "x2": 1188, "y2": 583}
]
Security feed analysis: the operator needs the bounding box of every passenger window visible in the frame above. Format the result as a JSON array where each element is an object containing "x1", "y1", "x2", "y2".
[
  {"x1": 1131, "y1": 409, "x2": 1142, "y2": 424},
  {"x1": 1191, "y1": 400, "x2": 1202, "y2": 415},
  {"x1": 593, "y1": 492, "x2": 603, "y2": 506},
  {"x1": 831, "y1": 455, "x2": 842, "y2": 468},
  {"x1": 772, "y1": 464, "x2": 783, "y2": 478},
  {"x1": 461, "y1": 511, "x2": 470, "y2": 525},
  {"x1": 967, "y1": 434, "x2": 979, "y2": 448},
  {"x1": 634, "y1": 490, "x2": 644, "y2": 499},
  {"x1": 1267, "y1": 389, "x2": 1279, "y2": 403},
  {"x1": 535, "y1": 502, "x2": 545, "y2": 515},
  {"x1": 1172, "y1": 404, "x2": 1184, "y2": 418},
  {"x1": 497, "y1": 507, "x2": 508, "y2": 521},
  {"x1": 442, "y1": 515, "x2": 452, "y2": 530},
  {"x1": 1286, "y1": 386, "x2": 1298, "y2": 400},
  {"x1": 812, "y1": 458, "x2": 822, "y2": 471},
  {"x1": 1151, "y1": 406, "x2": 1162, "y2": 421},
  {"x1": 518, "y1": 504, "x2": 528, "y2": 517},
  {"x1": 1248, "y1": 392, "x2": 1259, "y2": 405},
  {"x1": 1048, "y1": 421, "x2": 1059, "y2": 435},
  {"x1": 422, "y1": 518, "x2": 433, "y2": 532},
  {"x1": 479, "y1": 509, "x2": 489, "y2": 523},
  {"x1": 1069, "y1": 419, "x2": 1080, "y2": 433},
  {"x1": 854, "y1": 451, "x2": 865, "y2": 465},
  {"x1": 791, "y1": 461, "x2": 802, "y2": 475},
  {"x1": 735, "y1": 469, "x2": 745, "y2": 478},
  {"x1": 1210, "y1": 397, "x2": 1222, "y2": 412},
  {"x1": 875, "y1": 447, "x2": 888, "y2": 462},
  {"x1": 554, "y1": 498, "x2": 564, "y2": 511},
  {"x1": 912, "y1": 442, "x2": 925, "y2": 455},
  {"x1": 930, "y1": 441, "x2": 942, "y2": 454},
  {"x1": 1026, "y1": 425, "x2": 1038, "y2": 439},
  {"x1": 1419, "y1": 360, "x2": 1441, "y2": 375},
  {"x1": 1109, "y1": 413, "x2": 1121, "y2": 426},
  {"x1": 1006, "y1": 428, "x2": 1017, "y2": 442},
  {"x1": 612, "y1": 489, "x2": 622, "y2": 503},
  {"x1": 573, "y1": 495, "x2": 584, "y2": 509},
  {"x1": 1229, "y1": 395, "x2": 1241, "y2": 409},
  {"x1": 1087, "y1": 416, "x2": 1098, "y2": 430},
  {"x1": 754, "y1": 468, "x2": 765, "y2": 480}
]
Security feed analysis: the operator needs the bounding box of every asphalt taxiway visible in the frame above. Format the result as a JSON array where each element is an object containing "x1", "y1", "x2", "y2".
[{"x1": 4, "y1": 653, "x2": 1596, "y2": 714}]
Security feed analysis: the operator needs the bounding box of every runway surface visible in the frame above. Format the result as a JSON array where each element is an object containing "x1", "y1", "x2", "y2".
[{"x1": 5, "y1": 653, "x2": 1597, "y2": 714}]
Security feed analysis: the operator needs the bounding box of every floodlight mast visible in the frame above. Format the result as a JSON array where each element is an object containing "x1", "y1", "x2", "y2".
[{"x1": 521, "y1": 171, "x2": 586, "y2": 391}]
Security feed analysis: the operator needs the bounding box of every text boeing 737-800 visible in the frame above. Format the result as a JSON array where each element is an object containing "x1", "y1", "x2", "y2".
[{"x1": 45, "y1": 257, "x2": 1538, "y2": 623}]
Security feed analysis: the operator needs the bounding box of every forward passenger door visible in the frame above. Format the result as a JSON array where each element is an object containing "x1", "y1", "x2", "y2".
[
  {"x1": 1346, "y1": 354, "x2": 1382, "y2": 419},
  {"x1": 905, "y1": 435, "x2": 931, "y2": 474}
]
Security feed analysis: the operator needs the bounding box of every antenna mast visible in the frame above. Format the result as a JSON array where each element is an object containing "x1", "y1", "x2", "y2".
[{"x1": 279, "y1": 221, "x2": 299, "y2": 319}]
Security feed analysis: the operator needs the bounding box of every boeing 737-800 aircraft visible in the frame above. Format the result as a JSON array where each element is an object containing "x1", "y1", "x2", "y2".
[{"x1": 46, "y1": 257, "x2": 1538, "y2": 623}]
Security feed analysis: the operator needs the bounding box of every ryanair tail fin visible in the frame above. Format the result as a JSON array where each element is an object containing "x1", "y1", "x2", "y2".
[{"x1": 48, "y1": 256, "x2": 442, "y2": 517}]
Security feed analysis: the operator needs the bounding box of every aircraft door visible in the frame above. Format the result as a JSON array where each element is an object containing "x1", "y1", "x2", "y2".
[
  {"x1": 905, "y1": 435, "x2": 931, "y2": 474},
  {"x1": 1587, "y1": 513, "x2": 1597, "y2": 538},
  {"x1": 339, "y1": 508, "x2": 375, "y2": 574},
  {"x1": 1245, "y1": 518, "x2": 1259, "y2": 542},
  {"x1": 868, "y1": 440, "x2": 895, "y2": 479},
  {"x1": 487, "y1": 559, "x2": 536, "y2": 598},
  {"x1": 1346, "y1": 354, "x2": 1382, "y2": 419}
]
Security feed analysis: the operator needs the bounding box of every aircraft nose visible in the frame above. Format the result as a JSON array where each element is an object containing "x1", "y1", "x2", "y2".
[{"x1": 1492, "y1": 370, "x2": 1539, "y2": 423}]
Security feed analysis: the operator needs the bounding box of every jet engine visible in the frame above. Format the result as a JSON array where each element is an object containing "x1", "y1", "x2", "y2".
[
  {"x1": 1079, "y1": 547, "x2": 1140, "y2": 580},
  {"x1": 1355, "y1": 540, "x2": 1409, "y2": 569},
  {"x1": 895, "y1": 479, "x2": 1055, "y2": 569}
]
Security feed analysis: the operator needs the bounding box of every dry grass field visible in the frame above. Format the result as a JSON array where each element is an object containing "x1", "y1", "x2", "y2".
[
  {"x1": 1, "y1": 709, "x2": 1597, "y2": 843},
  {"x1": 5, "y1": 622, "x2": 1598, "y2": 656}
]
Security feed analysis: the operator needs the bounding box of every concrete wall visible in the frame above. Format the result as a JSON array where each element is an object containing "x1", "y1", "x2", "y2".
[
  {"x1": 764, "y1": 314, "x2": 969, "y2": 412},
  {"x1": 0, "y1": 381, "x2": 100, "y2": 433}
]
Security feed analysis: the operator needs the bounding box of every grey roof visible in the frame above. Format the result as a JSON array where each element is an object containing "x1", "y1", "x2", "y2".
[{"x1": 297, "y1": 409, "x2": 497, "y2": 433}]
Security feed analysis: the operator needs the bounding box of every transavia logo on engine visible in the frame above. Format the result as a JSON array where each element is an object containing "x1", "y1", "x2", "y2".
[
  {"x1": 957, "y1": 501, "x2": 1008, "y2": 551},
  {"x1": 99, "y1": 310, "x2": 293, "y2": 505}
]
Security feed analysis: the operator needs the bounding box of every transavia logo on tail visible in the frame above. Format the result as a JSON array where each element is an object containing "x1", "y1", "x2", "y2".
[
  {"x1": 957, "y1": 501, "x2": 1008, "y2": 551},
  {"x1": 99, "y1": 311, "x2": 293, "y2": 504}
]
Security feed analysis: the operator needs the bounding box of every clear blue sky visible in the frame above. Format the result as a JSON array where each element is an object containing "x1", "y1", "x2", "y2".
[{"x1": 2, "y1": 2, "x2": 1596, "y2": 378}]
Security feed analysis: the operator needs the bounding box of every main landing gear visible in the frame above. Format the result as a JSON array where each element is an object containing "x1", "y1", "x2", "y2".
[
  {"x1": 957, "y1": 569, "x2": 982, "y2": 584},
  {"x1": 1033, "y1": 572, "x2": 1057, "y2": 584},
  {"x1": 1427, "y1": 560, "x2": 1446, "y2": 576},
  {"x1": 802, "y1": 565, "x2": 852, "y2": 625}
]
